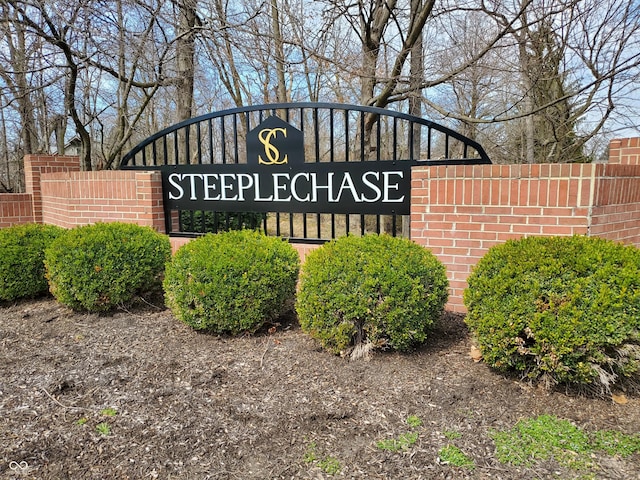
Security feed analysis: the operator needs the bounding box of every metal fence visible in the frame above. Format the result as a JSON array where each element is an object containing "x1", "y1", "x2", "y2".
[{"x1": 121, "y1": 102, "x2": 491, "y2": 242}]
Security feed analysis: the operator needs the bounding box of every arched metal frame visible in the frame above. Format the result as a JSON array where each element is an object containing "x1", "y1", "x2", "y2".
[{"x1": 121, "y1": 102, "x2": 491, "y2": 242}]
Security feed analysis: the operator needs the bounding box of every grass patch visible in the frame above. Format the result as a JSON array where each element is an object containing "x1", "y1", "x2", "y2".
[
  {"x1": 376, "y1": 432, "x2": 419, "y2": 452},
  {"x1": 491, "y1": 414, "x2": 640, "y2": 471},
  {"x1": 438, "y1": 444, "x2": 475, "y2": 469}
]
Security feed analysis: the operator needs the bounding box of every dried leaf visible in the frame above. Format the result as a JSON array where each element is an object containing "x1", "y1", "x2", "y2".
[
  {"x1": 612, "y1": 393, "x2": 628, "y2": 405},
  {"x1": 470, "y1": 346, "x2": 483, "y2": 363}
]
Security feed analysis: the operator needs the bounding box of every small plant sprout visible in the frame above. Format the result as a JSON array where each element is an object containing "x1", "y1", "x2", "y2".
[
  {"x1": 100, "y1": 407, "x2": 118, "y2": 417},
  {"x1": 438, "y1": 445, "x2": 475, "y2": 469},
  {"x1": 75, "y1": 417, "x2": 88, "y2": 426},
  {"x1": 303, "y1": 441, "x2": 341, "y2": 475},
  {"x1": 96, "y1": 422, "x2": 111, "y2": 436},
  {"x1": 303, "y1": 442, "x2": 318, "y2": 463},
  {"x1": 318, "y1": 456, "x2": 341, "y2": 475},
  {"x1": 376, "y1": 432, "x2": 419, "y2": 452},
  {"x1": 443, "y1": 430, "x2": 462, "y2": 440},
  {"x1": 406, "y1": 415, "x2": 423, "y2": 428}
]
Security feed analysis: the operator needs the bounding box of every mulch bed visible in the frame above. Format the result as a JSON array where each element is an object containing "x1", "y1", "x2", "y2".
[{"x1": 1, "y1": 298, "x2": 638, "y2": 479}]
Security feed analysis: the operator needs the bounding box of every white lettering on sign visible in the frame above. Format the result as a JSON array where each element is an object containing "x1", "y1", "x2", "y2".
[{"x1": 166, "y1": 171, "x2": 405, "y2": 205}]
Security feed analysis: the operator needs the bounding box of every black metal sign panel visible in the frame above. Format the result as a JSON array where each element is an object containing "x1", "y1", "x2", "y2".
[
  {"x1": 162, "y1": 161, "x2": 412, "y2": 215},
  {"x1": 161, "y1": 116, "x2": 414, "y2": 215}
]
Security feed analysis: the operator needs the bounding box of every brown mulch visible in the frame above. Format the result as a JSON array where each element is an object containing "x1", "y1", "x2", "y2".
[{"x1": 1, "y1": 297, "x2": 638, "y2": 480}]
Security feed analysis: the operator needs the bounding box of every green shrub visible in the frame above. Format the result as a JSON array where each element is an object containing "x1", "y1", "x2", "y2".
[
  {"x1": 163, "y1": 230, "x2": 299, "y2": 334},
  {"x1": 464, "y1": 235, "x2": 640, "y2": 392},
  {"x1": 44, "y1": 222, "x2": 171, "y2": 311},
  {"x1": 296, "y1": 234, "x2": 449, "y2": 355},
  {"x1": 0, "y1": 223, "x2": 65, "y2": 301}
]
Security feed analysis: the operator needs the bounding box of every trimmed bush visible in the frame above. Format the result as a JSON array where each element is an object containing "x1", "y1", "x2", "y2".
[
  {"x1": 44, "y1": 222, "x2": 171, "y2": 311},
  {"x1": 0, "y1": 223, "x2": 65, "y2": 301},
  {"x1": 464, "y1": 235, "x2": 640, "y2": 392},
  {"x1": 163, "y1": 230, "x2": 299, "y2": 334},
  {"x1": 296, "y1": 234, "x2": 449, "y2": 355}
]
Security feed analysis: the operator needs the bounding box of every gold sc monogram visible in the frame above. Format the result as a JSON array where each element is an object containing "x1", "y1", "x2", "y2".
[{"x1": 258, "y1": 127, "x2": 288, "y2": 165}]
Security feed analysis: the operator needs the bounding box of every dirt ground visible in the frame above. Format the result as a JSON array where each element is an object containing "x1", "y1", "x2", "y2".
[{"x1": 1, "y1": 297, "x2": 639, "y2": 480}]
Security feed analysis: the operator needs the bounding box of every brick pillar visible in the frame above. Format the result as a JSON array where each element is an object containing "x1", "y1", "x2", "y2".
[
  {"x1": 24, "y1": 155, "x2": 81, "y2": 223},
  {"x1": 608, "y1": 138, "x2": 640, "y2": 165}
]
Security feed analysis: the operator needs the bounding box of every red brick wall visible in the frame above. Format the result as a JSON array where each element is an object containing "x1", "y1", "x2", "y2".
[
  {"x1": 589, "y1": 164, "x2": 640, "y2": 245},
  {"x1": 609, "y1": 137, "x2": 640, "y2": 165},
  {"x1": 40, "y1": 170, "x2": 165, "y2": 232},
  {"x1": 24, "y1": 155, "x2": 81, "y2": 223},
  {"x1": 2, "y1": 147, "x2": 640, "y2": 314},
  {"x1": 0, "y1": 194, "x2": 34, "y2": 227},
  {"x1": 411, "y1": 163, "x2": 602, "y2": 312}
]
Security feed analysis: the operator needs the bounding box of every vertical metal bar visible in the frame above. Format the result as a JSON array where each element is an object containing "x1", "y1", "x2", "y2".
[
  {"x1": 163, "y1": 133, "x2": 168, "y2": 166},
  {"x1": 445, "y1": 134, "x2": 450, "y2": 159},
  {"x1": 173, "y1": 131, "x2": 179, "y2": 165},
  {"x1": 314, "y1": 107, "x2": 320, "y2": 162},
  {"x1": 360, "y1": 111, "x2": 365, "y2": 162},
  {"x1": 331, "y1": 214, "x2": 335, "y2": 239},
  {"x1": 300, "y1": 107, "x2": 308, "y2": 239},
  {"x1": 360, "y1": 214, "x2": 365, "y2": 235},
  {"x1": 303, "y1": 213, "x2": 308, "y2": 239},
  {"x1": 314, "y1": 107, "x2": 321, "y2": 234},
  {"x1": 289, "y1": 213, "x2": 294, "y2": 238},
  {"x1": 209, "y1": 118, "x2": 215, "y2": 164},
  {"x1": 427, "y1": 126, "x2": 432, "y2": 160},
  {"x1": 276, "y1": 212, "x2": 281, "y2": 236},
  {"x1": 152, "y1": 141, "x2": 157, "y2": 166},
  {"x1": 345, "y1": 109, "x2": 350, "y2": 162},
  {"x1": 408, "y1": 119, "x2": 414, "y2": 161},
  {"x1": 330, "y1": 108, "x2": 334, "y2": 162},
  {"x1": 199, "y1": 211, "x2": 206, "y2": 233},
  {"x1": 376, "y1": 117, "x2": 381, "y2": 161},
  {"x1": 245, "y1": 112, "x2": 250, "y2": 157},
  {"x1": 392, "y1": 215, "x2": 397, "y2": 237},
  {"x1": 345, "y1": 214, "x2": 349, "y2": 236},
  {"x1": 393, "y1": 117, "x2": 398, "y2": 161},
  {"x1": 221, "y1": 116, "x2": 228, "y2": 164},
  {"x1": 233, "y1": 114, "x2": 239, "y2": 164},
  {"x1": 196, "y1": 122, "x2": 202, "y2": 164},
  {"x1": 142, "y1": 147, "x2": 147, "y2": 166},
  {"x1": 185, "y1": 127, "x2": 191, "y2": 164},
  {"x1": 165, "y1": 208, "x2": 172, "y2": 235}
]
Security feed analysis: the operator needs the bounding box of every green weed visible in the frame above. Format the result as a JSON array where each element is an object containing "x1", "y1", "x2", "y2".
[
  {"x1": 303, "y1": 441, "x2": 341, "y2": 475},
  {"x1": 406, "y1": 415, "x2": 423, "y2": 428},
  {"x1": 438, "y1": 444, "x2": 475, "y2": 469},
  {"x1": 95, "y1": 422, "x2": 111, "y2": 436},
  {"x1": 318, "y1": 456, "x2": 341, "y2": 475},
  {"x1": 491, "y1": 414, "x2": 640, "y2": 471},
  {"x1": 376, "y1": 432, "x2": 419, "y2": 452},
  {"x1": 443, "y1": 430, "x2": 462, "y2": 440},
  {"x1": 592, "y1": 430, "x2": 640, "y2": 458}
]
